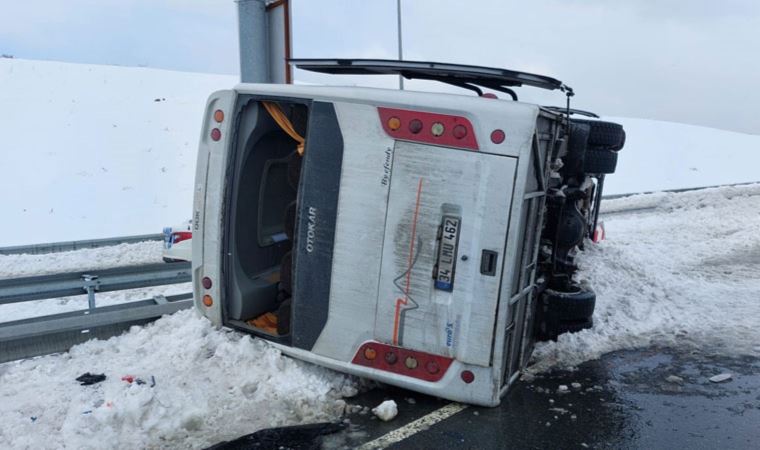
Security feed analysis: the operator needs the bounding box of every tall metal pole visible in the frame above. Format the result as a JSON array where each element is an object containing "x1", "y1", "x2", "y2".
[
  {"x1": 397, "y1": 0, "x2": 404, "y2": 90},
  {"x1": 237, "y1": 0, "x2": 270, "y2": 83}
]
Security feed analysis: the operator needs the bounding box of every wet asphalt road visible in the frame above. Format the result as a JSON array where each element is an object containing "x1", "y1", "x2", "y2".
[{"x1": 332, "y1": 347, "x2": 760, "y2": 449}]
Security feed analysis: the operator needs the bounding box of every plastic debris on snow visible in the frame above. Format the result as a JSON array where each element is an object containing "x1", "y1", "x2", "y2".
[
  {"x1": 76, "y1": 373, "x2": 106, "y2": 386},
  {"x1": 0, "y1": 309, "x2": 357, "y2": 449},
  {"x1": 372, "y1": 400, "x2": 398, "y2": 422},
  {"x1": 531, "y1": 184, "x2": 760, "y2": 372}
]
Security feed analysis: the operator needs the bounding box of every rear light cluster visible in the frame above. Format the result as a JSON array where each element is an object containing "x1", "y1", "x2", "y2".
[
  {"x1": 352, "y1": 341, "x2": 454, "y2": 382},
  {"x1": 201, "y1": 275, "x2": 213, "y2": 307},
  {"x1": 210, "y1": 108, "x2": 224, "y2": 141},
  {"x1": 378, "y1": 107, "x2": 479, "y2": 151}
]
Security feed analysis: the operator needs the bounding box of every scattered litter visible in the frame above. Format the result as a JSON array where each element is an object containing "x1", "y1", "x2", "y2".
[
  {"x1": 709, "y1": 373, "x2": 732, "y2": 383},
  {"x1": 30, "y1": 416, "x2": 37, "y2": 422},
  {"x1": 121, "y1": 375, "x2": 135, "y2": 384},
  {"x1": 571, "y1": 414, "x2": 577, "y2": 421},
  {"x1": 473, "y1": 411, "x2": 479, "y2": 416},
  {"x1": 549, "y1": 399, "x2": 555, "y2": 405},
  {"x1": 557, "y1": 385, "x2": 569, "y2": 394},
  {"x1": 150, "y1": 375, "x2": 156, "y2": 387},
  {"x1": 135, "y1": 378, "x2": 146, "y2": 385},
  {"x1": 76, "y1": 372, "x2": 106, "y2": 386},
  {"x1": 571, "y1": 382, "x2": 582, "y2": 390},
  {"x1": 581, "y1": 443, "x2": 589, "y2": 448},
  {"x1": 665, "y1": 375, "x2": 684, "y2": 384},
  {"x1": 371, "y1": 400, "x2": 398, "y2": 422},
  {"x1": 82, "y1": 410, "x2": 92, "y2": 415},
  {"x1": 545, "y1": 421, "x2": 551, "y2": 427},
  {"x1": 549, "y1": 407, "x2": 568, "y2": 415}
]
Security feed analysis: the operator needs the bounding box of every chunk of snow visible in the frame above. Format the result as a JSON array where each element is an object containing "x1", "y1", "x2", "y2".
[
  {"x1": 665, "y1": 375, "x2": 684, "y2": 384},
  {"x1": 571, "y1": 382, "x2": 582, "y2": 390},
  {"x1": 709, "y1": 373, "x2": 732, "y2": 383},
  {"x1": 557, "y1": 385, "x2": 569, "y2": 393},
  {"x1": 372, "y1": 400, "x2": 398, "y2": 422}
]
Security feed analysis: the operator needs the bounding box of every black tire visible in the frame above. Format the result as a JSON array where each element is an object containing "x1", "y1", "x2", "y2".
[
  {"x1": 557, "y1": 317, "x2": 593, "y2": 335},
  {"x1": 535, "y1": 284, "x2": 596, "y2": 341},
  {"x1": 562, "y1": 122, "x2": 590, "y2": 178},
  {"x1": 544, "y1": 285, "x2": 596, "y2": 322},
  {"x1": 584, "y1": 148, "x2": 618, "y2": 174},
  {"x1": 571, "y1": 119, "x2": 625, "y2": 151}
]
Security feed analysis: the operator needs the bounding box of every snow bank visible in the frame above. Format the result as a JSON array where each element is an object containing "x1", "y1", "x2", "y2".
[
  {"x1": 602, "y1": 116, "x2": 760, "y2": 196},
  {"x1": 532, "y1": 183, "x2": 760, "y2": 371},
  {"x1": 0, "y1": 58, "x2": 236, "y2": 246},
  {"x1": 0, "y1": 240, "x2": 164, "y2": 279},
  {"x1": 0, "y1": 309, "x2": 356, "y2": 449}
]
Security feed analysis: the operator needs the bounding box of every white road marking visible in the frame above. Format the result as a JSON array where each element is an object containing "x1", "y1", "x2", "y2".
[{"x1": 357, "y1": 402, "x2": 469, "y2": 450}]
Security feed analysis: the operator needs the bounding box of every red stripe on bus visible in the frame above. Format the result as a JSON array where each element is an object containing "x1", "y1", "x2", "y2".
[{"x1": 392, "y1": 178, "x2": 424, "y2": 346}]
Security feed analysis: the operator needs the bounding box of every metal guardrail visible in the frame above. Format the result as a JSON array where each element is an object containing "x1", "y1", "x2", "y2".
[
  {"x1": 0, "y1": 262, "x2": 191, "y2": 305},
  {"x1": 0, "y1": 233, "x2": 164, "y2": 256},
  {"x1": 0, "y1": 262, "x2": 193, "y2": 363},
  {"x1": 601, "y1": 181, "x2": 760, "y2": 200}
]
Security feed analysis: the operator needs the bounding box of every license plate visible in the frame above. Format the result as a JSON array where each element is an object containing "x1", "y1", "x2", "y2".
[{"x1": 435, "y1": 215, "x2": 461, "y2": 291}]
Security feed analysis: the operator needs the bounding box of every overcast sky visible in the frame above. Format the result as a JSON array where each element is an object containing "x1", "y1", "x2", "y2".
[{"x1": 2, "y1": 0, "x2": 759, "y2": 134}]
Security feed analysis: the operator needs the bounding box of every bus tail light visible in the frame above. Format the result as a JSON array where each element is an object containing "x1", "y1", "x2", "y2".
[
  {"x1": 378, "y1": 107, "x2": 479, "y2": 151},
  {"x1": 352, "y1": 341, "x2": 453, "y2": 382}
]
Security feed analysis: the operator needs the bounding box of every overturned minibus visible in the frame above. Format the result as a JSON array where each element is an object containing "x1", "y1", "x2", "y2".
[{"x1": 191, "y1": 59, "x2": 624, "y2": 406}]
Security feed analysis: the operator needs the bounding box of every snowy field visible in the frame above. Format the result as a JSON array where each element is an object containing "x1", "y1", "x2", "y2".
[
  {"x1": 1, "y1": 58, "x2": 759, "y2": 246},
  {"x1": 0, "y1": 59, "x2": 235, "y2": 246}
]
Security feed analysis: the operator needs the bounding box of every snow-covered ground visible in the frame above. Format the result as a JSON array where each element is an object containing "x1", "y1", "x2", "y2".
[
  {"x1": 0, "y1": 240, "x2": 164, "y2": 279},
  {"x1": 1, "y1": 58, "x2": 758, "y2": 246},
  {"x1": 0, "y1": 310, "x2": 357, "y2": 449},
  {"x1": 603, "y1": 117, "x2": 760, "y2": 196},
  {"x1": 0, "y1": 59, "x2": 236, "y2": 246},
  {"x1": 533, "y1": 183, "x2": 760, "y2": 371}
]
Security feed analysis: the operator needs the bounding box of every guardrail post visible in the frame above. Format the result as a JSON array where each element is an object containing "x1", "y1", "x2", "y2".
[{"x1": 81, "y1": 275, "x2": 100, "y2": 311}]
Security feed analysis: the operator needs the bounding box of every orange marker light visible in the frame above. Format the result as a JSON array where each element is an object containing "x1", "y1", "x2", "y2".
[
  {"x1": 202, "y1": 295, "x2": 213, "y2": 307},
  {"x1": 388, "y1": 117, "x2": 402, "y2": 131},
  {"x1": 214, "y1": 109, "x2": 225, "y2": 123},
  {"x1": 364, "y1": 347, "x2": 377, "y2": 360}
]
